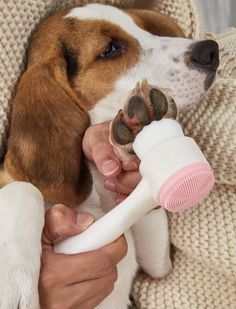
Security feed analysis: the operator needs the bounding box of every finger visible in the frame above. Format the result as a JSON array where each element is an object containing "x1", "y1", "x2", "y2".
[
  {"x1": 122, "y1": 155, "x2": 140, "y2": 171},
  {"x1": 104, "y1": 170, "x2": 141, "y2": 194},
  {"x1": 40, "y1": 236, "x2": 127, "y2": 284},
  {"x1": 42, "y1": 204, "x2": 94, "y2": 248},
  {"x1": 115, "y1": 193, "x2": 128, "y2": 204},
  {"x1": 91, "y1": 142, "x2": 121, "y2": 177},
  {"x1": 102, "y1": 236, "x2": 128, "y2": 265},
  {"x1": 82, "y1": 122, "x2": 121, "y2": 177}
]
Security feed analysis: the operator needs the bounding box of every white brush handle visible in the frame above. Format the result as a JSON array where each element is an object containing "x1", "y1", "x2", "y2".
[
  {"x1": 54, "y1": 178, "x2": 155, "y2": 254},
  {"x1": 54, "y1": 119, "x2": 214, "y2": 254}
]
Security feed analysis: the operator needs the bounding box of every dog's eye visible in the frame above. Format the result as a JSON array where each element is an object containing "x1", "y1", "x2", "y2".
[{"x1": 98, "y1": 41, "x2": 122, "y2": 60}]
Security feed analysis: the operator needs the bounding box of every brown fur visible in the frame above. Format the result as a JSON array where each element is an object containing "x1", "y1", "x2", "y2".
[
  {"x1": 1, "y1": 6, "x2": 184, "y2": 206},
  {"x1": 127, "y1": 9, "x2": 184, "y2": 37}
]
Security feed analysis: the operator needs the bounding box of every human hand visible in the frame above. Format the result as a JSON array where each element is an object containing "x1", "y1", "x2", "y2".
[
  {"x1": 39, "y1": 204, "x2": 127, "y2": 309},
  {"x1": 82, "y1": 122, "x2": 141, "y2": 203}
]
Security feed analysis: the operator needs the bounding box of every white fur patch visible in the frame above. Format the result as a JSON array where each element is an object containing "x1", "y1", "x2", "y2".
[
  {"x1": 0, "y1": 182, "x2": 44, "y2": 308},
  {"x1": 65, "y1": 4, "x2": 153, "y2": 48}
]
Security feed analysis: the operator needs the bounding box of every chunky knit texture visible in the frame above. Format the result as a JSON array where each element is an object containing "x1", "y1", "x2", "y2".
[{"x1": 0, "y1": 1, "x2": 235, "y2": 308}]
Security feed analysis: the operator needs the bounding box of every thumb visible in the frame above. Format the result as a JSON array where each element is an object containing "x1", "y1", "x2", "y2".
[
  {"x1": 42, "y1": 204, "x2": 94, "y2": 249},
  {"x1": 83, "y1": 122, "x2": 121, "y2": 178},
  {"x1": 91, "y1": 142, "x2": 121, "y2": 178}
]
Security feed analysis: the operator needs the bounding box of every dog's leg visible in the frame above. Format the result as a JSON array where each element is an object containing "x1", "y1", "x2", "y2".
[
  {"x1": 110, "y1": 81, "x2": 175, "y2": 278},
  {"x1": 132, "y1": 208, "x2": 172, "y2": 278},
  {"x1": 0, "y1": 182, "x2": 44, "y2": 309}
]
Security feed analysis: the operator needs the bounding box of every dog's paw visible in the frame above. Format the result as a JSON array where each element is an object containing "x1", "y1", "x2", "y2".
[
  {"x1": 147, "y1": 257, "x2": 173, "y2": 279},
  {"x1": 110, "y1": 80, "x2": 177, "y2": 161},
  {"x1": 132, "y1": 207, "x2": 172, "y2": 280}
]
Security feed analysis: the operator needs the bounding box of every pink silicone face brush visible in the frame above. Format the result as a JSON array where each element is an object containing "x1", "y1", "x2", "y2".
[{"x1": 54, "y1": 119, "x2": 215, "y2": 254}]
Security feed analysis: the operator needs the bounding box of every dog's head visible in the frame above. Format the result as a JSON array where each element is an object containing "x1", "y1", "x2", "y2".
[{"x1": 4, "y1": 4, "x2": 219, "y2": 205}]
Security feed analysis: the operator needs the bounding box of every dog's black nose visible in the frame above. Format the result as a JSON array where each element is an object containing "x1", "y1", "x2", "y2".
[{"x1": 191, "y1": 40, "x2": 219, "y2": 71}]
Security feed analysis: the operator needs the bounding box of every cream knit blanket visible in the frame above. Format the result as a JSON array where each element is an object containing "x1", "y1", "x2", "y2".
[{"x1": 1, "y1": 1, "x2": 235, "y2": 308}]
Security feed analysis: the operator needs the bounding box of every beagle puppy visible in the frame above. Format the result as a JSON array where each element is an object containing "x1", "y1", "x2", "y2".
[{"x1": 0, "y1": 3, "x2": 219, "y2": 308}]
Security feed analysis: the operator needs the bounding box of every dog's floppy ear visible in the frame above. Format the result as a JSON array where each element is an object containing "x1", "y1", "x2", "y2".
[
  {"x1": 127, "y1": 9, "x2": 185, "y2": 37},
  {"x1": 4, "y1": 56, "x2": 92, "y2": 206}
]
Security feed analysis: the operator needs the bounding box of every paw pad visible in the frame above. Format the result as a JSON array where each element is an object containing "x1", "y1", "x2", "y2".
[{"x1": 110, "y1": 80, "x2": 177, "y2": 155}]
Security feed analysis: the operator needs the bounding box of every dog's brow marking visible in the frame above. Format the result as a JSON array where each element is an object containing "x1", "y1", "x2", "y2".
[{"x1": 65, "y1": 3, "x2": 153, "y2": 48}]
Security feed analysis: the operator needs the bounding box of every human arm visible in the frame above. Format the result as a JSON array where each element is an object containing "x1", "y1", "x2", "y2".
[{"x1": 39, "y1": 204, "x2": 127, "y2": 309}]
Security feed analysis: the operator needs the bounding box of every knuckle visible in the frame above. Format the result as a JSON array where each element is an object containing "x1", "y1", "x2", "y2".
[
  {"x1": 46, "y1": 205, "x2": 65, "y2": 231},
  {"x1": 49, "y1": 204, "x2": 66, "y2": 218},
  {"x1": 46, "y1": 204, "x2": 76, "y2": 237}
]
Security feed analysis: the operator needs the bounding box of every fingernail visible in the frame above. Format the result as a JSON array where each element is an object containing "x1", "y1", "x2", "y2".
[
  {"x1": 101, "y1": 160, "x2": 120, "y2": 176},
  {"x1": 104, "y1": 179, "x2": 116, "y2": 191},
  {"x1": 76, "y1": 213, "x2": 94, "y2": 228}
]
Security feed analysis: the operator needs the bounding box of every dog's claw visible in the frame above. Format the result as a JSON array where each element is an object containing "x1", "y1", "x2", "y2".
[{"x1": 166, "y1": 98, "x2": 178, "y2": 119}]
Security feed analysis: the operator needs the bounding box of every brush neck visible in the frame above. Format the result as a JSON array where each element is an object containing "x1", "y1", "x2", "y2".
[{"x1": 133, "y1": 119, "x2": 184, "y2": 160}]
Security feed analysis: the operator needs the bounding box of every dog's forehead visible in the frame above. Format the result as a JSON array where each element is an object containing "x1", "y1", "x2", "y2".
[{"x1": 65, "y1": 4, "x2": 153, "y2": 47}]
